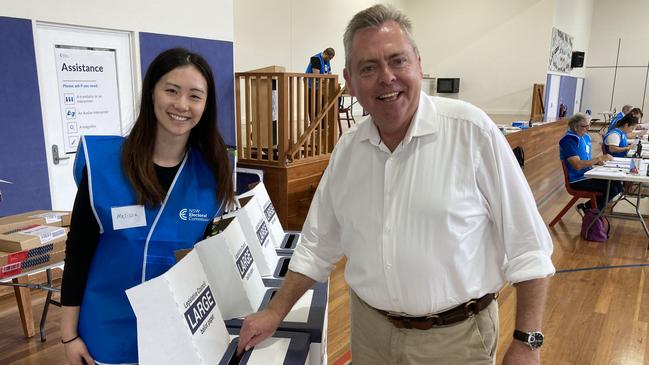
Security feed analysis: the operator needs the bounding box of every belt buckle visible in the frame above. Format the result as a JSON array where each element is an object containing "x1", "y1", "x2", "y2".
[{"x1": 464, "y1": 299, "x2": 478, "y2": 317}]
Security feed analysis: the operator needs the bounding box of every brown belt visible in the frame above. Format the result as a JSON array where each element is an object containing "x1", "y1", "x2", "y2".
[{"x1": 374, "y1": 293, "x2": 497, "y2": 330}]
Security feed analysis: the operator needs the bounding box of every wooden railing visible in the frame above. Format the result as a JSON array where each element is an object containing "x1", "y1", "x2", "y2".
[{"x1": 235, "y1": 72, "x2": 341, "y2": 166}]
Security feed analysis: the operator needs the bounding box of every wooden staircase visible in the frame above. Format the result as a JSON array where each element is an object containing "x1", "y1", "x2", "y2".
[{"x1": 235, "y1": 67, "x2": 342, "y2": 229}]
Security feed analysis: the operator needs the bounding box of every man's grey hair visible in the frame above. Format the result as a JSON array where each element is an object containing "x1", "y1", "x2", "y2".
[
  {"x1": 568, "y1": 113, "x2": 590, "y2": 131},
  {"x1": 343, "y1": 4, "x2": 419, "y2": 72},
  {"x1": 622, "y1": 104, "x2": 633, "y2": 113}
]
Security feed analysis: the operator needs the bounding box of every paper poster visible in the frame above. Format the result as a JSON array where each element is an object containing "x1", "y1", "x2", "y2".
[
  {"x1": 54, "y1": 46, "x2": 122, "y2": 153},
  {"x1": 548, "y1": 27, "x2": 573, "y2": 73}
]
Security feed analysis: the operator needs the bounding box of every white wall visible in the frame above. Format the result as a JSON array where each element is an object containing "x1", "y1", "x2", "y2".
[
  {"x1": 1, "y1": 0, "x2": 233, "y2": 42},
  {"x1": 235, "y1": 0, "x2": 555, "y2": 116},
  {"x1": 233, "y1": 0, "x2": 406, "y2": 75},
  {"x1": 405, "y1": 0, "x2": 555, "y2": 116},
  {"x1": 581, "y1": 0, "x2": 649, "y2": 115}
]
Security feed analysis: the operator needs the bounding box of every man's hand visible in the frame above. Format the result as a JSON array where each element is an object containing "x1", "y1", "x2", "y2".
[
  {"x1": 502, "y1": 340, "x2": 541, "y2": 365},
  {"x1": 236, "y1": 308, "x2": 283, "y2": 356}
]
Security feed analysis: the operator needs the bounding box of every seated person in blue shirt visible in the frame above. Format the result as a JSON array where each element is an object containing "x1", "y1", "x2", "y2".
[
  {"x1": 560, "y1": 113, "x2": 623, "y2": 211},
  {"x1": 608, "y1": 104, "x2": 632, "y2": 131},
  {"x1": 604, "y1": 114, "x2": 640, "y2": 157}
]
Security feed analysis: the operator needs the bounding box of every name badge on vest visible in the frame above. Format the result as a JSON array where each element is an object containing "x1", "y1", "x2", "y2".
[{"x1": 111, "y1": 205, "x2": 147, "y2": 230}]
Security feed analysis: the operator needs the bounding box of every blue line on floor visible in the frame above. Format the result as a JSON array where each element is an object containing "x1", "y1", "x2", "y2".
[{"x1": 556, "y1": 263, "x2": 649, "y2": 274}]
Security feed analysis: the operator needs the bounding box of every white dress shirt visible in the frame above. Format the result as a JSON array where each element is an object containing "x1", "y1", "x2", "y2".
[{"x1": 289, "y1": 92, "x2": 555, "y2": 315}]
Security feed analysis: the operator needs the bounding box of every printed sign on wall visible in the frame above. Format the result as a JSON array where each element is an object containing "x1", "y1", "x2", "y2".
[
  {"x1": 548, "y1": 27, "x2": 574, "y2": 73},
  {"x1": 54, "y1": 46, "x2": 122, "y2": 153}
]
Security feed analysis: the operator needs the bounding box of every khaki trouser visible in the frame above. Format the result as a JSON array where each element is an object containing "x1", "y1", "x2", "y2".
[{"x1": 350, "y1": 290, "x2": 498, "y2": 365}]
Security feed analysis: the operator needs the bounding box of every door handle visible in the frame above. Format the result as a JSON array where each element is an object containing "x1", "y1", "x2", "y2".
[{"x1": 52, "y1": 145, "x2": 70, "y2": 165}]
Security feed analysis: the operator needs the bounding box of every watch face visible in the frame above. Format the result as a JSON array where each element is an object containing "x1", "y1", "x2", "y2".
[{"x1": 528, "y1": 332, "x2": 544, "y2": 349}]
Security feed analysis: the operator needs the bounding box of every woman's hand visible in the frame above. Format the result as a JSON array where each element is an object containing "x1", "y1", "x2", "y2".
[{"x1": 63, "y1": 336, "x2": 94, "y2": 365}]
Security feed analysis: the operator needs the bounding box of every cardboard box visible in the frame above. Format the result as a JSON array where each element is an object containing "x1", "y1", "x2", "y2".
[
  {"x1": 0, "y1": 210, "x2": 71, "y2": 232},
  {"x1": 19, "y1": 210, "x2": 72, "y2": 227},
  {"x1": 0, "y1": 239, "x2": 66, "y2": 266},
  {"x1": 0, "y1": 225, "x2": 67, "y2": 252},
  {"x1": 0, "y1": 250, "x2": 65, "y2": 279}
]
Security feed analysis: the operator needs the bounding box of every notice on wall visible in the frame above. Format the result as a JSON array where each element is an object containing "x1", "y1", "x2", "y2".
[{"x1": 55, "y1": 46, "x2": 122, "y2": 153}]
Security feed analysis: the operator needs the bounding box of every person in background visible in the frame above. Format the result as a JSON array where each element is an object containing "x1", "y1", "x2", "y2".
[
  {"x1": 306, "y1": 47, "x2": 335, "y2": 75},
  {"x1": 560, "y1": 113, "x2": 622, "y2": 211},
  {"x1": 60, "y1": 48, "x2": 235, "y2": 365},
  {"x1": 238, "y1": 4, "x2": 554, "y2": 365},
  {"x1": 627, "y1": 108, "x2": 646, "y2": 135},
  {"x1": 306, "y1": 48, "x2": 335, "y2": 121},
  {"x1": 604, "y1": 114, "x2": 639, "y2": 157},
  {"x1": 608, "y1": 104, "x2": 632, "y2": 131}
]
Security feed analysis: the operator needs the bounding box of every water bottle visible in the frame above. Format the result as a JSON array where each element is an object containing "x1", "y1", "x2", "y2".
[{"x1": 635, "y1": 140, "x2": 643, "y2": 158}]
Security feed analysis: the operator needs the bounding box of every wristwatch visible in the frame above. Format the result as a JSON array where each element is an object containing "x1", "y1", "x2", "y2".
[{"x1": 513, "y1": 329, "x2": 544, "y2": 350}]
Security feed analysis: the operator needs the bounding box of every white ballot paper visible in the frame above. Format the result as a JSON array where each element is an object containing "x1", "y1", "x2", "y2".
[
  {"x1": 223, "y1": 195, "x2": 280, "y2": 277},
  {"x1": 126, "y1": 250, "x2": 230, "y2": 365},
  {"x1": 196, "y1": 216, "x2": 266, "y2": 319}
]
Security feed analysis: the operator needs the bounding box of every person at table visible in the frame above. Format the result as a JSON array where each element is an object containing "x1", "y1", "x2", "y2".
[
  {"x1": 628, "y1": 108, "x2": 647, "y2": 134},
  {"x1": 560, "y1": 113, "x2": 622, "y2": 211},
  {"x1": 604, "y1": 114, "x2": 640, "y2": 157},
  {"x1": 608, "y1": 104, "x2": 632, "y2": 131}
]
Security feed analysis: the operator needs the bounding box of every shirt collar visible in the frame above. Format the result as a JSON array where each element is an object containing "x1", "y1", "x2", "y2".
[{"x1": 357, "y1": 91, "x2": 439, "y2": 147}]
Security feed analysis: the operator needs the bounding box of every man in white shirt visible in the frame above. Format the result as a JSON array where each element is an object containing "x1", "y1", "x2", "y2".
[{"x1": 237, "y1": 5, "x2": 554, "y2": 364}]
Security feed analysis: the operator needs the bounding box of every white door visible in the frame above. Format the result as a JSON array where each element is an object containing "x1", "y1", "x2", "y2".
[
  {"x1": 574, "y1": 78, "x2": 584, "y2": 114},
  {"x1": 546, "y1": 74, "x2": 561, "y2": 122},
  {"x1": 34, "y1": 23, "x2": 137, "y2": 211}
]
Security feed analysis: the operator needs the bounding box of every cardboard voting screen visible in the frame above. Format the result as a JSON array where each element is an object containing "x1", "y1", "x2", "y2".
[
  {"x1": 238, "y1": 181, "x2": 286, "y2": 248},
  {"x1": 126, "y1": 250, "x2": 230, "y2": 365},
  {"x1": 195, "y1": 217, "x2": 266, "y2": 319},
  {"x1": 223, "y1": 195, "x2": 279, "y2": 277}
]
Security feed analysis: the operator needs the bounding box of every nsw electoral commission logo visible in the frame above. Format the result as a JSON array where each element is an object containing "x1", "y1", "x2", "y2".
[{"x1": 179, "y1": 208, "x2": 210, "y2": 222}]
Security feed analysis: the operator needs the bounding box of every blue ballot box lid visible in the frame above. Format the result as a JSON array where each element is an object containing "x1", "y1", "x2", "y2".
[
  {"x1": 226, "y1": 281, "x2": 328, "y2": 343},
  {"x1": 221, "y1": 329, "x2": 311, "y2": 365}
]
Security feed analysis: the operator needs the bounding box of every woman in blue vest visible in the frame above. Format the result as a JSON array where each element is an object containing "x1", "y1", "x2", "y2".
[
  {"x1": 60, "y1": 48, "x2": 235, "y2": 365},
  {"x1": 604, "y1": 114, "x2": 640, "y2": 157},
  {"x1": 559, "y1": 113, "x2": 623, "y2": 211}
]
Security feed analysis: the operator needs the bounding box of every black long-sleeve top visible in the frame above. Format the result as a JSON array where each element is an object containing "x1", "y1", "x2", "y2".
[{"x1": 60, "y1": 164, "x2": 180, "y2": 306}]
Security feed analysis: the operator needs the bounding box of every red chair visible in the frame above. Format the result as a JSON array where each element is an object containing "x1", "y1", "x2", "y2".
[{"x1": 549, "y1": 162, "x2": 601, "y2": 227}]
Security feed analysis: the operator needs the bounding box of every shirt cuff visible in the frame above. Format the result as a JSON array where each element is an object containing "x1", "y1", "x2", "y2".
[
  {"x1": 287, "y1": 244, "x2": 333, "y2": 283},
  {"x1": 504, "y1": 250, "x2": 555, "y2": 284}
]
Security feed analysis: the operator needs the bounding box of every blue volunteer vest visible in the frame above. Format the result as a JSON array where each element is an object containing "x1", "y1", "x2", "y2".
[
  {"x1": 305, "y1": 52, "x2": 331, "y2": 74},
  {"x1": 604, "y1": 128, "x2": 628, "y2": 157},
  {"x1": 559, "y1": 130, "x2": 592, "y2": 183},
  {"x1": 306, "y1": 52, "x2": 331, "y2": 88},
  {"x1": 608, "y1": 112, "x2": 624, "y2": 131},
  {"x1": 73, "y1": 135, "x2": 220, "y2": 364}
]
